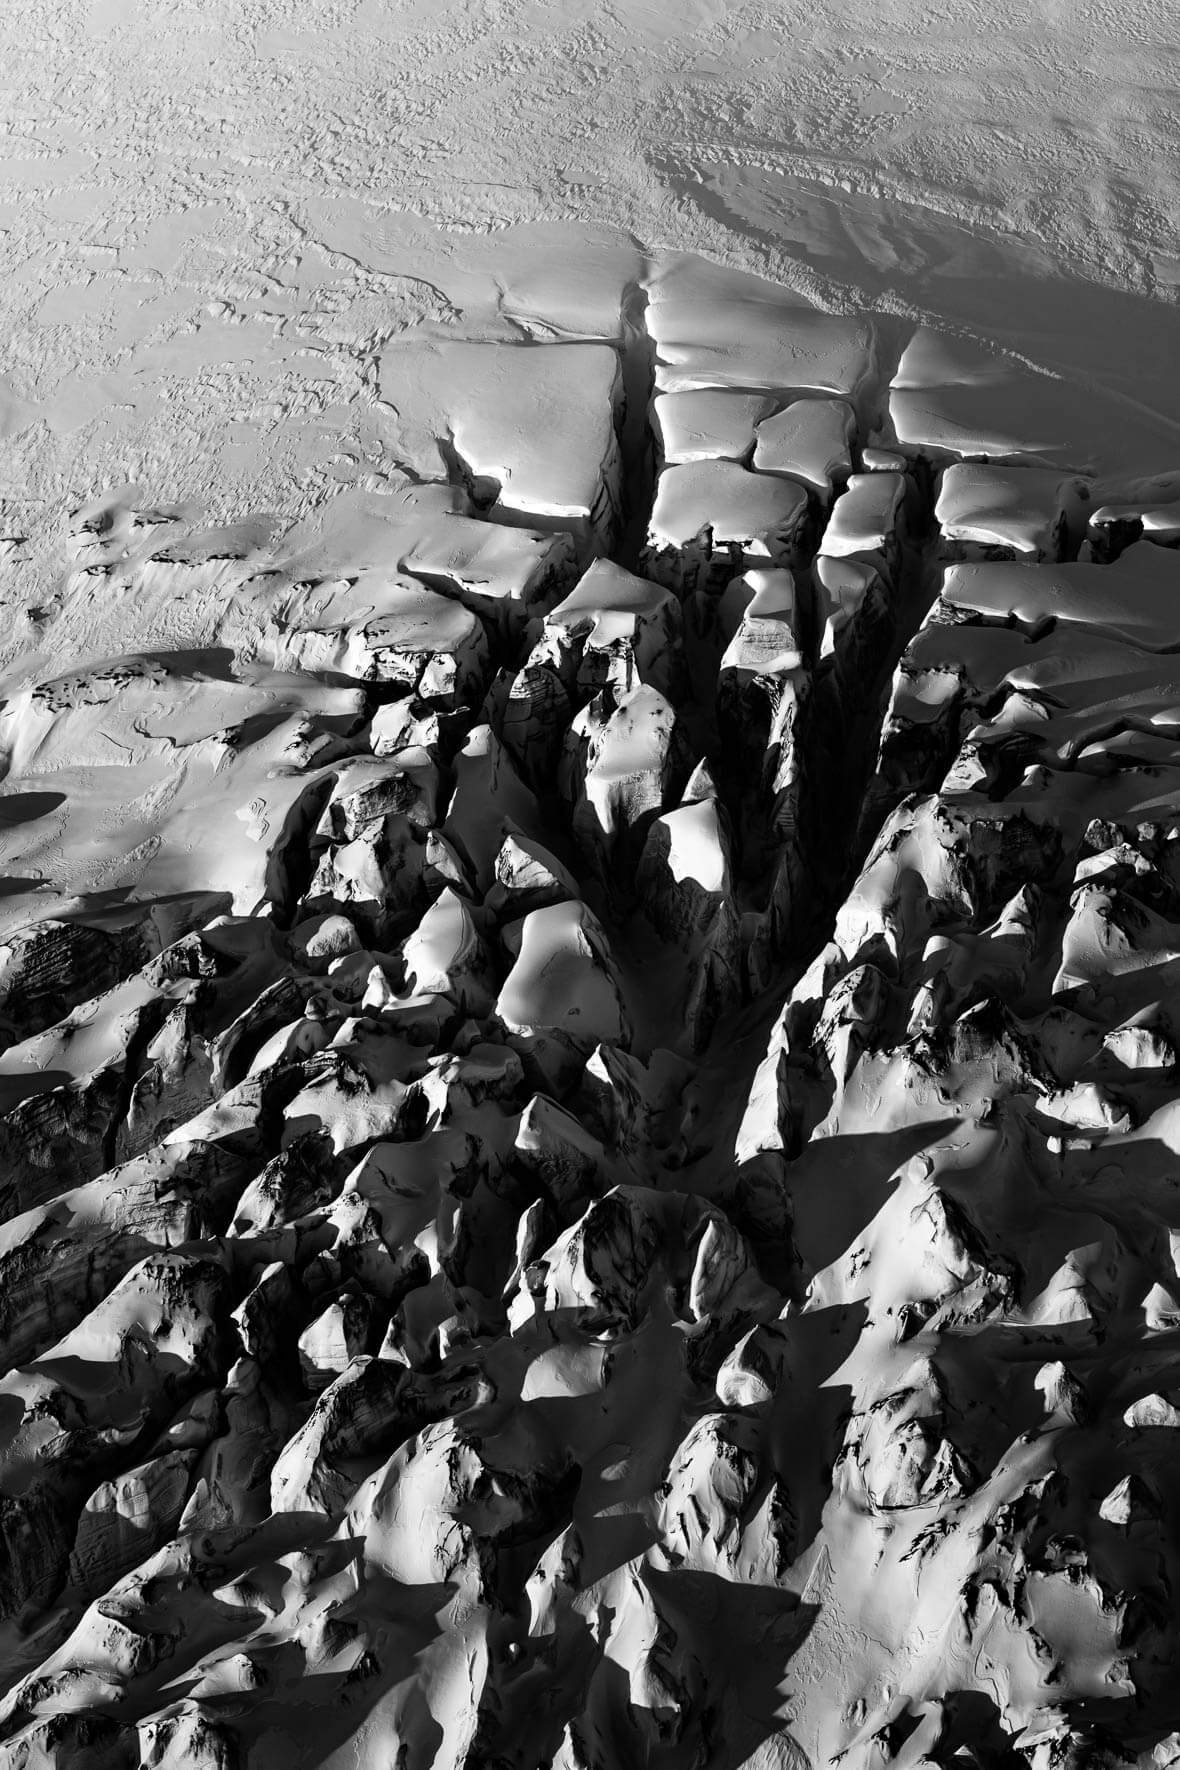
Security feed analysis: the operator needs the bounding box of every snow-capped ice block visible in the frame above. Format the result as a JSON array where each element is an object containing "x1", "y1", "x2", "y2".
[
  {"x1": 496, "y1": 900, "x2": 631, "y2": 1052},
  {"x1": 400, "y1": 887, "x2": 494, "y2": 1013},
  {"x1": 642, "y1": 460, "x2": 810, "y2": 591},
  {"x1": 934, "y1": 463, "x2": 1090, "y2": 562},
  {"x1": 265, "y1": 572, "x2": 489, "y2": 699},
  {"x1": 819, "y1": 472, "x2": 907, "y2": 574},
  {"x1": 938, "y1": 544, "x2": 1180, "y2": 648},
  {"x1": 653, "y1": 389, "x2": 775, "y2": 464},
  {"x1": 718, "y1": 569, "x2": 805, "y2": 679},
  {"x1": 485, "y1": 827, "x2": 580, "y2": 921},
  {"x1": 561, "y1": 681, "x2": 692, "y2": 876},
  {"x1": 379, "y1": 339, "x2": 623, "y2": 551},
  {"x1": 640, "y1": 796, "x2": 732, "y2": 903},
  {"x1": 1086, "y1": 498, "x2": 1180, "y2": 562},
  {"x1": 399, "y1": 514, "x2": 576, "y2": 625},
  {"x1": 888, "y1": 326, "x2": 1177, "y2": 473},
  {"x1": 274, "y1": 481, "x2": 577, "y2": 635},
  {"x1": 636, "y1": 797, "x2": 738, "y2": 962},
  {"x1": 28, "y1": 489, "x2": 575, "y2": 689},
  {"x1": 813, "y1": 555, "x2": 893, "y2": 690},
  {"x1": 648, "y1": 270, "x2": 875, "y2": 403},
  {"x1": 716, "y1": 571, "x2": 811, "y2": 848},
  {"x1": 873, "y1": 612, "x2": 1180, "y2": 809},
  {"x1": 753, "y1": 397, "x2": 855, "y2": 500},
  {"x1": 861, "y1": 446, "x2": 907, "y2": 471},
  {"x1": 1131, "y1": 503, "x2": 1180, "y2": 546},
  {"x1": 526, "y1": 557, "x2": 681, "y2": 699}
]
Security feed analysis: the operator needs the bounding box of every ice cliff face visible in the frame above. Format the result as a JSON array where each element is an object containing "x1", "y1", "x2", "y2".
[{"x1": 0, "y1": 254, "x2": 1178, "y2": 1770}]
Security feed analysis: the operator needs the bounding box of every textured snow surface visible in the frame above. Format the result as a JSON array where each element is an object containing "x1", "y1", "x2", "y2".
[{"x1": 2, "y1": 4, "x2": 1180, "y2": 1769}]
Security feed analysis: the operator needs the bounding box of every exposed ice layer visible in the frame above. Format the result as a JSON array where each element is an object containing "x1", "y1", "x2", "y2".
[
  {"x1": 653, "y1": 388, "x2": 775, "y2": 464},
  {"x1": 935, "y1": 462, "x2": 1091, "y2": 561},
  {"x1": 719, "y1": 568, "x2": 804, "y2": 677},
  {"x1": 485, "y1": 828, "x2": 579, "y2": 920},
  {"x1": 753, "y1": 396, "x2": 856, "y2": 499},
  {"x1": 1114, "y1": 503, "x2": 1180, "y2": 541},
  {"x1": 379, "y1": 340, "x2": 624, "y2": 548}
]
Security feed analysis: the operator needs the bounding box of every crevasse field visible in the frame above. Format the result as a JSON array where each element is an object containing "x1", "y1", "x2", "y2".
[{"x1": 0, "y1": 4, "x2": 1179, "y2": 1767}]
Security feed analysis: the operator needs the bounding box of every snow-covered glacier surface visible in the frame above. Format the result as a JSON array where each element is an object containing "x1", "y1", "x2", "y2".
[{"x1": 1, "y1": 5, "x2": 1179, "y2": 1769}]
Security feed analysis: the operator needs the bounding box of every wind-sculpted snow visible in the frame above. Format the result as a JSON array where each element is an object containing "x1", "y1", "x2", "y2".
[{"x1": 2, "y1": 254, "x2": 1180, "y2": 1770}]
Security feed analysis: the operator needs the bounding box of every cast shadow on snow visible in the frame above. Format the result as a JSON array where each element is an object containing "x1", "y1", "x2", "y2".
[{"x1": 784, "y1": 1123, "x2": 963, "y2": 1276}]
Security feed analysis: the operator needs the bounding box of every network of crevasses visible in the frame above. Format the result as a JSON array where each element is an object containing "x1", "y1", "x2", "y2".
[{"x1": 0, "y1": 278, "x2": 1176, "y2": 1770}]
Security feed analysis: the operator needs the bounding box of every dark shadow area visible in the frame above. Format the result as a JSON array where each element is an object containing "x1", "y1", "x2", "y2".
[
  {"x1": 767, "y1": 1299, "x2": 865, "y2": 1549},
  {"x1": 0, "y1": 792, "x2": 67, "y2": 830},
  {"x1": 787, "y1": 1122, "x2": 960, "y2": 1276}
]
